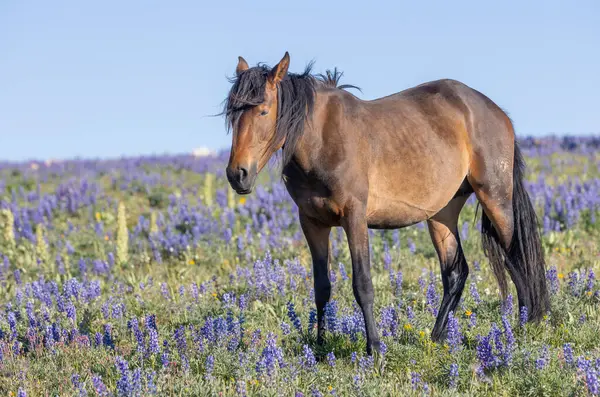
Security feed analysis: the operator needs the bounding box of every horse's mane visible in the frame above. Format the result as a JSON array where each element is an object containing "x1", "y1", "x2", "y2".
[{"x1": 222, "y1": 61, "x2": 359, "y2": 168}]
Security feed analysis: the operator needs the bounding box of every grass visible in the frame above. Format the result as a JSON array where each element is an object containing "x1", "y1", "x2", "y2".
[{"x1": 0, "y1": 141, "x2": 599, "y2": 396}]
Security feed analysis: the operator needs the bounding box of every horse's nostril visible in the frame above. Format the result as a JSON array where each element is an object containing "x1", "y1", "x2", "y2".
[{"x1": 238, "y1": 167, "x2": 248, "y2": 181}]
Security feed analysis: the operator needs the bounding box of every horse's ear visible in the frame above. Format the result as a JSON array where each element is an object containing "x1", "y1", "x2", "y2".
[
  {"x1": 268, "y1": 51, "x2": 290, "y2": 85},
  {"x1": 236, "y1": 56, "x2": 249, "y2": 76}
]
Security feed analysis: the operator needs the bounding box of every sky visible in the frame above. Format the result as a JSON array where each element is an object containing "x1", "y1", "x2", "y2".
[{"x1": 0, "y1": 0, "x2": 598, "y2": 162}]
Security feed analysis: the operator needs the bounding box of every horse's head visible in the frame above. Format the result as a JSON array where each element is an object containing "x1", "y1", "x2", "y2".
[{"x1": 223, "y1": 52, "x2": 290, "y2": 195}]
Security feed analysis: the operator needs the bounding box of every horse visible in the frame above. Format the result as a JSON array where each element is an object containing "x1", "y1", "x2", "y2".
[{"x1": 222, "y1": 52, "x2": 550, "y2": 355}]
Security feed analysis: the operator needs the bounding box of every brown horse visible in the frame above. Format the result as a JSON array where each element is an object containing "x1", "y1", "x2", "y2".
[{"x1": 223, "y1": 52, "x2": 550, "y2": 355}]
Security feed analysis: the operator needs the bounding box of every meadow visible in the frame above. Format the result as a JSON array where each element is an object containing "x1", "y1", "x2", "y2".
[{"x1": 1, "y1": 136, "x2": 599, "y2": 396}]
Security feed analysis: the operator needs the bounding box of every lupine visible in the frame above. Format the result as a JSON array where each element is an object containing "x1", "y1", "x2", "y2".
[
  {"x1": 301, "y1": 344, "x2": 317, "y2": 370},
  {"x1": 470, "y1": 282, "x2": 481, "y2": 304},
  {"x1": 447, "y1": 311, "x2": 462, "y2": 353},
  {"x1": 519, "y1": 306, "x2": 528, "y2": 327},
  {"x1": 426, "y1": 275, "x2": 439, "y2": 316},
  {"x1": 563, "y1": 343, "x2": 574, "y2": 366},
  {"x1": 286, "y1": 301, "x2": 302, "y2": 333},
  {"x1": 449, "y1": 363, "x2": 459, "y2": 388},
  {"x1": 327, "y1": 352, "x2": 336, "y2": 367},
  {"x1": 324, "y1": 301, "x2": 339, "y2": 333}
]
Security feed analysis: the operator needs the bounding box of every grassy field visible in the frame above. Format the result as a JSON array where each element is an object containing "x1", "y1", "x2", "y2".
[{"x1": 0, "y1": 136, "x2": 599, "y2": 396}]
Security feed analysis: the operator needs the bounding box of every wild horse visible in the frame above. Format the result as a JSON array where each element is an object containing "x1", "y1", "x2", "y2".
[{"x1": 222, "y1": 52, "x2": 550, "y2": 355}]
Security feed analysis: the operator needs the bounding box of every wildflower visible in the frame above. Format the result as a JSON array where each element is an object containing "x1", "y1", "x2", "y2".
[
  {"x1": 426, "y1": 274, "x2": 439, "y2": 316},
  {"x1": 205, "y1": 355, "x2": 215, "y2": 380},
  {"x1": 92, "y1": 375, "x2": 109, "y2": 396},
  {"x1": 280, "y1": 322, "x2": 291, "y2": 335},
  {"x1": 469, "y1": 282, "x2": 482, "y2": 304},
  {"x1": 410, "y1": 371, "x2": 421, "y2": 390},
  {"x1": 563, "y1": 343, "x2": 574, "y2": 366},
  {"x1": 286, "y1": 301, "x2": 302, "y2": 333},
  {"x1": 324, "y1": 301, "x2": 338, "y2": 333},
  {"x1": 301, "y1": 344, "x2": 317, "y2": 369},
  {"x1": 256, "y1": 332, "x2": 285, "y2": 377},
  {"x1": 449, "y1": 363, "x2": 459, "y2": 388},
  {"x1": 519, "y1": 306, "x2": 528, "y2": 327},
  {"x1": 327, "y1": 352, "x2": 336, "y2": 367},
  {"x1": 446, "y1": 312, "x2": 462, "y2": 353}
]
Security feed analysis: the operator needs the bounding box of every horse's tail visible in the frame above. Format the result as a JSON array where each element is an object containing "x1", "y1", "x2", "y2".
[{"x1": 481, "y1": 141, "x2": 550, "y2": 321}]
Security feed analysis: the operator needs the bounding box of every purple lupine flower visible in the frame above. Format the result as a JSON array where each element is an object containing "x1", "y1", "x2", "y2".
[
  {"x1": 327, "y1": 352, "x2": 336, "y2": 367},
  {"x1": 449, "y1": 363, "x2": 459, "y2": 388},
  {"x1": 66, "y1": 301, "x2": 77, "y2": 324},
  {"x1": 501, "y1": 316, "x2": 515, "y2": 365},
  {"x1": 301, "y1": 344, "x2": 317, "y2": 369},
  {"x1": 92, "y1": 375, "x2": 109, "y2": 396},
  {"x1": 470, "y1": 282, "x2": 481, "y2": 305},
  {"x1": 115, "y1": 356, "x2": 132, "y2": 396},
  {"x1": 395, "y1": 271, "x2": 403, "y2": 296},
  {"x1": 71, "y1": 373, "x2": 87, "y2": 396},
  {"x1": 174, "y1": 326, "x2": 189, "y2": 371},
  {"x1": 17, "y1": 388, "x2": 26, "y2": 397},
  {"x1": 256, "y1": 332, "x2": 285, "y2": 377},
  {"x1": 383, "y1": 242, "x2": 392, "y2": 270},
  {"x1": 476, "y1": 332, "x2": 497, "y2": 371},
  {"x1": 426, "y1": 275, "x2": 439, "y2": 316},
  {"x1": 447, "y1": 311, "x2": 462, "y2": 353},
  {"x1": 587, "y1": 268, "x2": 595, "y2": 292},
  {"x1": 338, "y1": 263, "x2": 348, "y2": 281},
  {"x1": 535, "y1": 345, "x2": 549, "y2": 370},
  {"x1": 280, "y1": 322, "x2": 291, "y2": 335},
  {"x1": 205, "y1": 355, "x2": 215, "y2": 380},
  {"x1": 407, "y1": 305, "x2": 415, "y2": 321},
  {"x1": 103, "y1": 324, "x2": 114, "y2": 349},
  {"x1": 308, "y1": 309, "x2": 317, "y2": 333},
  {"x1": 501, "y1": 294, "x2": 514, "y2": 317},
  {"x1": 546, "y1": 266, "x2": 559, "y2": 294},
  {"x1": 411, "y1": 371, "x2": 421, "y2": 390},
  {"x1": 146, "y1": 371, "x2": 157, "y2": 395},
  {"x1": 161, "y1": 340, "x2": 170, "y2": 368},
  {"x1": 408, "y1": 239, "x2": 416, "y2": 254},
  {"x1": 519, "y1": 306, "x2": 528, "y2": 327},
  {"x1": 324, "y1": 301, "x2": 339, "y2": 333},
  {"x1": 563, "y1": 343, "x2": 574, "y2": 366},
  {"x1": 286, "y1": 301, "x2": 302, "y2": 333},
  {"x1": 469, "y1": 312, "x2": 477, "y2": 328},
  {"x1": 160, "y1": 283, "x2": 170, "y2": 300},
  {"x1": 585, "y1": 367, "x2": 599, "y2": 395}
]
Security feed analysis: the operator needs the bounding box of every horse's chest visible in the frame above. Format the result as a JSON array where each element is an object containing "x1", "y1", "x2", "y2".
[{"x1": 284, "y1": 179, "x2": 343, "y2": 226}]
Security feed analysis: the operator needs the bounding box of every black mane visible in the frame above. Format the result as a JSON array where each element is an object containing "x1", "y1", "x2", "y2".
[{"x1": 222, "y1": 61, "x2": 358, "y2": 169}]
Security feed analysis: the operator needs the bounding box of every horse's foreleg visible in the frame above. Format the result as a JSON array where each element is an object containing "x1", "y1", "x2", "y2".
[
  {"x1": 299, "y1": 212, "x2": 331, "y2": 344},
  {"x1": 341, "y1": 204, "x2": 380, "y2": 355}
]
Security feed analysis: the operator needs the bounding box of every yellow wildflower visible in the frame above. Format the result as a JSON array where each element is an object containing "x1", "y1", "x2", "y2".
[
  {"x1": 239, "y1": 197, "x2": 247, "y2": 205},
  {"x1": 404, "y1": 323, "x2": 412, "y2": 331},
  {"x1": 188, "y1": 259, "x2": 195, "y2": 265},
  {"x1": 465, "y1": 310, "x2": 473, "y2": 317},
  {"x1": 558, "y1": 273, "x2": 564, "y2": 279},
  {"x1": 104, "y1": 235, "x2": 109, "y2": 241},
  {"x1": 95, "y1": 212, "x2": 101, "y2": 222},
  {"x1": 328, "y1": 386, "x2": 333, "y2": 391}
]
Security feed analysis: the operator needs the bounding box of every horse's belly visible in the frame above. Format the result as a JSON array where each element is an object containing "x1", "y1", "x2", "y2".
[{"x1": 366, "y1": 199, "x2": 436, "y2": 229}]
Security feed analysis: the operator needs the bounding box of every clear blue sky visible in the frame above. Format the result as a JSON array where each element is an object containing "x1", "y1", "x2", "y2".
[{"x1": 1, "y1": 1, "x2": 598, "y2": 161}]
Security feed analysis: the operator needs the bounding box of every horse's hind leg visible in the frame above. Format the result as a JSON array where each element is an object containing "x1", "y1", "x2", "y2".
[
  {"x1": 467, "y1": 143, "x2": 549, "y2": 320},
  {"x1": 428, "y1": 196, "x2": 470, "y2": 342}
]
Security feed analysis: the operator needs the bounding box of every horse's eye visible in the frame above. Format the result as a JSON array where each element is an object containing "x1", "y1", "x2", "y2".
[{"x1": 260, "y1": 110, "x2": 268, "y2": 116}]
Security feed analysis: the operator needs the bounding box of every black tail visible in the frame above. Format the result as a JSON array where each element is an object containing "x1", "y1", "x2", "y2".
[{"x1": 481, "y1": 142, "x2": 550, "y2": 321}]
